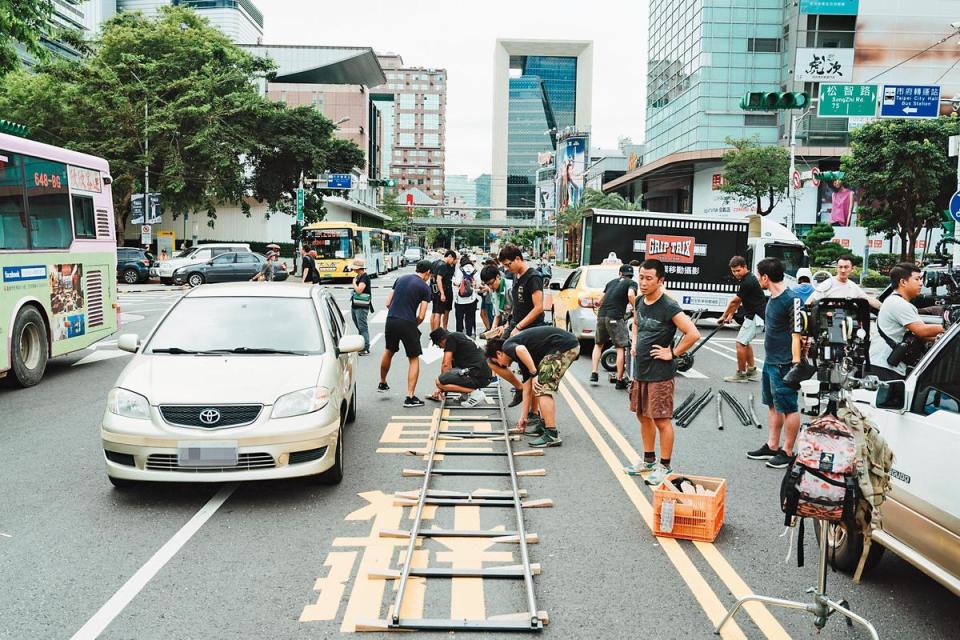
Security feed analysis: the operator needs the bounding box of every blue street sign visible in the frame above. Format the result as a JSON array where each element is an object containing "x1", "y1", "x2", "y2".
[
  {"x1": 800, "y1": 0, "x2": 858, "y2": 14},
  {"x1": 879, "y1": 85, "x2": 941, "y2": 119},
  {"x1": 949, "y1": 190, "x2": 960, "y2": 223},
  {"x1": 328, "y1": 174, "x2": 352, "y2": 190}
]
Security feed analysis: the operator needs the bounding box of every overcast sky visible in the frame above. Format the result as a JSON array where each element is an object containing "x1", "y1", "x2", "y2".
[{"x1": 262, "y1": 0, "x2": 649, "y2": 179}]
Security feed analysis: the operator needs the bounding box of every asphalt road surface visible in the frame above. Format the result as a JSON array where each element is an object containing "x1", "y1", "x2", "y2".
[{"x1": 1, "y1": 266, "x2": 956, "y2": 639}]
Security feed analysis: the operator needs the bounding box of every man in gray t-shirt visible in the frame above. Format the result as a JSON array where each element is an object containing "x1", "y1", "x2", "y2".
[{"x1": 869, "y1": 263, "x2": 944, "y2": 379}]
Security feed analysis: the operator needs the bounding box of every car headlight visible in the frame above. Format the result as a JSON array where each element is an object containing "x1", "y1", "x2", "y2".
[
  {"x1": 271, "y1": 386, "x2": 330, "y2": 418},
  {"x1": 107, "y1": 388, "x2": 151, "y2": 419}
]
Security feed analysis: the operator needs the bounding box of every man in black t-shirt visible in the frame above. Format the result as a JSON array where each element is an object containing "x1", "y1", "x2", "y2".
[
  {"x1": 718, "y1": 255, "x2": 765, "y2": 383},
  {"x1": 430, "y1": 250, "x2": 457, "y2": 332},
  {"x1": 485, "y1": 326, "x2": 580, "y2": 448},
  {"x1": 379, "y1": 260, "x2": 433, "y2": 408},
  {"x1": 300, "y1": 245, "x2": 318, "y2": 284},
  {"x1": 426, "y1": 328, "x2": 493, "y2": 407},
  {"x1": 590, "y1": 264, "x2": 638, "y2": 389},
  {"x1": 497, "y1": 244, "x2": 544, "y2": 336}
]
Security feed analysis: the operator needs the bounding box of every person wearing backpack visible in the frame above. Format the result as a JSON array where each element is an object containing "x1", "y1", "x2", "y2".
[{"x1": 453, "y1": 257, "x2": 479, "y2": 338}]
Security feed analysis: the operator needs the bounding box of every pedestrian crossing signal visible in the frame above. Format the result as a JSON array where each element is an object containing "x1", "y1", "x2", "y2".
[{"x1": 740, "y1": 92, "x2": 810, "y2": 111}]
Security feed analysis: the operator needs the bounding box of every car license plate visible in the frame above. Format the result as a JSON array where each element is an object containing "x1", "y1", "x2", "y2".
[{"x1": 177, "y1": 441, "x2": 238, "y2": 467}]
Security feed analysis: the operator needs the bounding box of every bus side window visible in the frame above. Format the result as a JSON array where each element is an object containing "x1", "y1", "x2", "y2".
[
  {"x1": 24, "y1": 156, "x2": 71, "y2": 249},
  {"x1": 72, "y1": 195, "x2": 96, "y2": 239},
  {"x1": 0, "y1": 151, "x2": 28, "y2": 249}
]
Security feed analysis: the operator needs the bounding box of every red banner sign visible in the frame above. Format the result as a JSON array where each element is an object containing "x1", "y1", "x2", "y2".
[{"x1": 645, "y1": 234, "x2": 696, "y2": 264}]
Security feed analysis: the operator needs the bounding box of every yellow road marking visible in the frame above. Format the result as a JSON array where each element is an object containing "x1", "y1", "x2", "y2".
[
  {"x1": 300, "y1": 552, "x2": 357, "y2": 621},
  {"x1": 563, "y1": 377, "x2": 791, "y2": 639}
]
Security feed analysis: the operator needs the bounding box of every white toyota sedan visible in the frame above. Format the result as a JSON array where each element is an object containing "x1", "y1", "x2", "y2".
[{"x1": 101, "y1": 283, "x2": 362, "y2": 487}]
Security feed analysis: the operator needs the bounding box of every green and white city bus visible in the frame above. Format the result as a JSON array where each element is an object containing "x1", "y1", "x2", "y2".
[{"x1": 0, "y1": 128, "x2": 119, "y2": 387}]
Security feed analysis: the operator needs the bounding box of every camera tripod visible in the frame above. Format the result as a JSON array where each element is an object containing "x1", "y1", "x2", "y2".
[{"x1": 714, "y1": 517, "x2": 879, "y2": 639}]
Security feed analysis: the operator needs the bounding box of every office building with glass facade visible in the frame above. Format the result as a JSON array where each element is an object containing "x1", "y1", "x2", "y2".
[{"x1": 492, "y1": 40, "x2": 592, "y2": 218}]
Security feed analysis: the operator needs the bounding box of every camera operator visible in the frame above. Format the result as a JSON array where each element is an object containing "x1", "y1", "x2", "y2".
[{"x1": 869, "y1": 262, "x2": 944, "y2": 381}]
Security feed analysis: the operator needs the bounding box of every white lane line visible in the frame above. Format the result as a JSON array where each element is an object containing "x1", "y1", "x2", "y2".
[
  {"x1": 370, "y1": 310, "x2": 388, "y2": 324},
  {"x1": 370, "y1": 332, "x2": 384, "y2": 348},
  {"x1": 0, "y1": 532, "x2": 11, "y2": 538},
  {"x1": 678, "y1": 368, "x2": 708, "y2": 379},
  {"x1": 707, "y1": 341, "x2": 766, "y2": 365},
  {"x1": 70, "y1": 484, "x2": 236, "y2": 640}
]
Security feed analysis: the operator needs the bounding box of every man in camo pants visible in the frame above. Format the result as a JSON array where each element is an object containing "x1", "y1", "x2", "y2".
[{"x1": 485, "y1": 326, "x2": 580, "y2": 448}]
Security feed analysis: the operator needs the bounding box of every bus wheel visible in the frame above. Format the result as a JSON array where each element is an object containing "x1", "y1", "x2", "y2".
[{"x1": 10, "y1": 306, "x2": 48, "y2": 387}]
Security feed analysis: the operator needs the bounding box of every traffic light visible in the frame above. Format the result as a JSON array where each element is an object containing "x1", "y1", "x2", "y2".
[
  {"x1": 369, "y1": 178, "x2": 397, "y2": 187},
  {"x1": 819, "y1": 171, "x2": 845, "y2": 182},
  {"x1": 290, "y1": 223, "x2": 300, "y2": 241},
  {"x1": 740, "y1": 91, "x2": 810, "y2": 111},
  {"x1": 0, "y1": 119, "x2": 29, "y2": 137}
]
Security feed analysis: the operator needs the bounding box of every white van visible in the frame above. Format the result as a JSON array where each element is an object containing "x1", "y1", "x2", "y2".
[
  {"x1": 833, "y1": 323, "x2": 960, "y2": 596},
  {"x1": 152, "y1": 243, "x2": 251, "y2": 285}
]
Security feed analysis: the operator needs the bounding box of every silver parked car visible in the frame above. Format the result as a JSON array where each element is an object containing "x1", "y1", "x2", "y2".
[{"x1": 101, "y1": 282, "x2": 362, "y2": 487}]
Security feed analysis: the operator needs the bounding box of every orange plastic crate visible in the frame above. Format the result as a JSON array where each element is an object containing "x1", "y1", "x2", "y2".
[{"x1": 652, "y1": 474, "x2": 726, "y2": 542}]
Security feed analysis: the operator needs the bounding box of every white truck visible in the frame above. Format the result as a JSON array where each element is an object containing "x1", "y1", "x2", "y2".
[{"x1": 579, "y1": 210, "x2": 809, "y2": 317}]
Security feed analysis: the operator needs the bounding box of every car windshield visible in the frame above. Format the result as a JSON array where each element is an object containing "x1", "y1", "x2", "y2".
[
  {"x1": 175, "y1": 248, "x2": 196, "y2": 258},
  {"x1": 145, "y1": 297, "x2": 325, "y2": 355},
  {"x1": 585, "y1": 268, "x2": 621, "y2": 288},
  {"x1": 309, "y1": 230, "x2": 354, "y2": 260}
]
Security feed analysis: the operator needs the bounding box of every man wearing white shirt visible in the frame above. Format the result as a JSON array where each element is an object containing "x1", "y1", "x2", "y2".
[{"x1": 806, "y1": 255, "x2": 881, "y2": 310}]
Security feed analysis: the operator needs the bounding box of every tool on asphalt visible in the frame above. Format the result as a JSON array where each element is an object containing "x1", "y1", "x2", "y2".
[
  {"x1": 674, "y1": 387, "x2": 711, "y2": 426},
  {"x1": 748, "y1": 393, "x2": 763, "y2": 429},
  {"x1": 360, "y1": 379, "x2": 548, "y2": 633},
  {"x1": 675, "y1": 323, "x2": 724, "y2": 373},
  {"x1": 672, "y1": 392, "x2": 696, "y2": 419},
  {"x1": 677, "y1": 390, "x2": 713, "y2": 428},
  {"x1": 718, "y1": 390, "x2": 751, "y2": 427},
  {"x1": 716, "y1": 394, "x2": 724, "y2": 431}
]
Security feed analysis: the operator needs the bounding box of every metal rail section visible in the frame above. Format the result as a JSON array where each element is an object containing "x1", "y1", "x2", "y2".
[{"x1": 382, "y1": 380, "x2": 545, "y2": 632}]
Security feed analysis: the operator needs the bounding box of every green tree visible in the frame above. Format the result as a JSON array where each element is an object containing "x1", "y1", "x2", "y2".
[
  {"x1": 380, "y1": 191, "x2": 409, "y2": 232},
  {"x1": 0, "y1": 0, "x2": 60, "y2": 75},
  {"x1": 841, "y1": 118, "x2": 960, "y2": 260},
  {"x1": 719, "y1": 136, "x2": 790, "y2": 215},
  {"x1": 803, "y1": 222, "x2": 860, "y2": 267}
]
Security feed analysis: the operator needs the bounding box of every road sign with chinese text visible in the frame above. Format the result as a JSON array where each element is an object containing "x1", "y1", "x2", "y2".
[
  {"x1": 818, "y1": 84, "x2": 878, "y2": 118},
  {"x1": 879, "y1": 85, "x2": 941, "y2": 119},
  {"x1": 296, "y1": 188, "x2": 305, "y2": 223}
]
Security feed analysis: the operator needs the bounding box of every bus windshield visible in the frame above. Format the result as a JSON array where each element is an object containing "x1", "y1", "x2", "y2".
[{"x1": 310, "y1": 229, "x2": 354, "y2": 260}]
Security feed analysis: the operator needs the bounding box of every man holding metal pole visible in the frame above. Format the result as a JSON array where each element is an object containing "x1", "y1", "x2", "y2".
[{"x1": 623, "y1": 259, "x2": 700, "y2": 486}]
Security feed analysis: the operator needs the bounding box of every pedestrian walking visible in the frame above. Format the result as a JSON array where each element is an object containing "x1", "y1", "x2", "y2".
[
  {"x1": 430, "y1": 250, "x2": 457, "y2": 332},
  {"x1": 622, "y1": 259, "x2": 700, "y2": 486},
  {"x1": 485, "y1": 325, "x2": 580, "y2": 448},
  {"x1": 453, "y1": 257, "x2": 479, "y2": 337},
  {"x1": 718, "y1": 256, "x2": 764, "y2": 383},
  {"x1": 251, "y1": 251, "x2": 277, "y2": 281},
  {"x1": 350, "y1": 258, "x2": 372, "y2": 355},
  {"x1": 747, "y1": 258, "x2": 802, "y2": 470},
  {"x1": 300, "y1": 245, "x2": 318, "y2": 284},
  {"x1": 426, "y1": 327, "x2": 493, "y2": 406},
  {"x1": 379, "y1": 259, "x2": 434, "y2": 408},
  {"x1": 590, "y1": 263, "x2": 638, "y2": 389}
]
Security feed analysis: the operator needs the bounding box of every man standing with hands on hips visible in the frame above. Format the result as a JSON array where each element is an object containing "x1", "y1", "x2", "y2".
[{"x1": 623, "y1": 259, "x2": 700, "y2": 486}]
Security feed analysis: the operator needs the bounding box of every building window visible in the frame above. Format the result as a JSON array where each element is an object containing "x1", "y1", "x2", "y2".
[
  {"x1": 423, "y1": 133, "x2": 440, "y2": 147},
  {"x1": 399, "y1": 94, "x2": 416, "y2": 109},
  {"x1": 72, "y1": 194, "x2": 96, "y2": 239},
  {"x1": 422, "y1": 113, "x2": 440, "y2": 130},
  {"x1": 398, "y1": 133, "x2": 415, "y2": 146},
  {"x1": 398, "y1": 113, "x2": 415, "y2": 129},
  {"x1": 747, "y1": 38, "x2": 781, "y2": 53},
  {"x1": 423, "y1": 94, "x2": 440, "y2": 110}
]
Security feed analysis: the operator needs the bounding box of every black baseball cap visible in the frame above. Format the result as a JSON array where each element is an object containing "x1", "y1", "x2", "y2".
[
  {"x1": 415, "y1": 259, "x2": 433, "y2": 273},
  {"x1": 429, "y1": 327, "x2": 448, "y2": 346},
  {"x1": 619, "y1": 264, "x2": 634, "y2": 277}
]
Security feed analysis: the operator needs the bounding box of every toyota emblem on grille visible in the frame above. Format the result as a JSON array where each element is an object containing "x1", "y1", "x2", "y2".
[{"x1": 199, "y1": 408, "x2": 221, "y2": 425}]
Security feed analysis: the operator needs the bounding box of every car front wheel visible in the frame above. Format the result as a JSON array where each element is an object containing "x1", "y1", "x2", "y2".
[
  {"x1": 815, "y1": 521, "x2": 885, "y2": 574},
  {"x1": 316, "y1": 422, "x2": 344, "y2": 485},
  {"x1": 187, "y1": 273, "x2": 205, "y2": 287}
]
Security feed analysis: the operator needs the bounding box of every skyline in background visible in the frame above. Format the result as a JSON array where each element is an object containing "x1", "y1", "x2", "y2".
[{"x1": 261, "y1": 0, "x2": 648, "y2": 180}]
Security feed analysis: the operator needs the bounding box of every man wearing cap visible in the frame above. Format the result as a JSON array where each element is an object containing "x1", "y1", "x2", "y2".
[
  {"x1": 379, "y1": 259, "x2": 434, "y2": 408},
  {"x1": 351, "y1": 258, "x2": 373, "y2": 355},
  {"x1": 251, "y1": 251, "x2": 277, "y2": 282},
  {"x1": 590, "y1": 263, "x2": 638, "y2": 389},
  {"x1": 426, "y1": 328, "x2": 493, "y2": 407}
]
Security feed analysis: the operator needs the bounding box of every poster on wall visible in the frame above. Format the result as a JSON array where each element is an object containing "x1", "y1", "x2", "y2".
[
  {"x1": 854, "y1": 2, "x2": 960, "y2": 117},
  {"x1": 795, "y1": 48, "x2": 855, "y2": 82},
  {"x1": 555, "y1": 134, "x2": 588, "y2": 212},
  {"x1": 48, "y1": 263, "x2": 84, "y2": 341}
]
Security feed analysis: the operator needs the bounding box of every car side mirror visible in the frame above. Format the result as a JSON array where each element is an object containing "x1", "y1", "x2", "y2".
[
  {"x1": 549, "y1": 282, "x2": 561, "y2": 291},
  {"x1": 117, "y1": 333, "x2": 140, "y2": 353},
  {"x1": 874, "y1": 380, "x2": 907, "y2": 411},
  {"x1": 337, "y1": 335, "x2": 365, "y2": 355}
]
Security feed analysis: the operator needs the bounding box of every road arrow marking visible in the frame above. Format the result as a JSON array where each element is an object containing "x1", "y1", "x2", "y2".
[{"x1": 420, "y1": 344, "x2": 444, "y2": 364}]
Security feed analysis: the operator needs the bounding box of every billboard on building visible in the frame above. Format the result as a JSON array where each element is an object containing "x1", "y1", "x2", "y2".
[
  {"x1": 555, "y1": 134, "x2": 588, "y2": 212},
  {"x1": 795, "y1": 48, "x2": 855, "y2": 82},
  {"x1": 853, "y1": 1, "x2": 960, "y2": 116},
  {"x1": 536, "y1": 177, "x2": 555, "y2": 223}
]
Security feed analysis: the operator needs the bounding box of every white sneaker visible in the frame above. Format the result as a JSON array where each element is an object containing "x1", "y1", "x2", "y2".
[{"x1": 462, "y1": 389, "x2": 485, "y2": 407}]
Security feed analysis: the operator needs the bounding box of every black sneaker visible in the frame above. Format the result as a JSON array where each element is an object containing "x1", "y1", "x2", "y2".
[
  {"x1": 615, "y1": 378, "x2": 629, "y2": 390},
  {"x1": 377, "y1": 382, "x2": 390, "y2": 393},
  {"x1": 508, "y1": 388, "x2": 523, "y2": 407},
  {"x1": 589, "y1": 372, "x2": 599, "y2": 383},
  {"x1": 403, "y1": 396, "x2": 425, "y2": 408},
  {"x1": 766, "y1": 450, "x2": 794, "y2": 469},
  {"x1": 746, "y1": 443, "x2": 778, "y2": 460}
]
